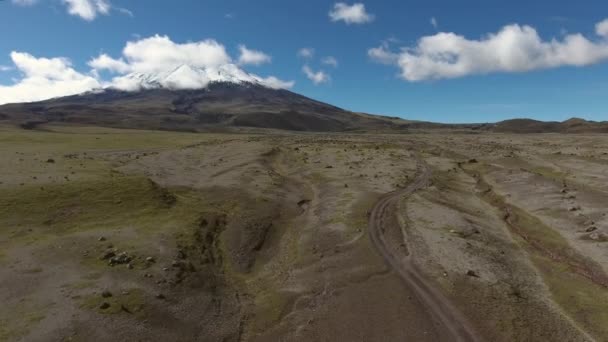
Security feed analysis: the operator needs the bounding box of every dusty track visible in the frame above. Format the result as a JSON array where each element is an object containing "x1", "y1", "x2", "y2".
[{"x1": 368, "y1": 159, "x2": 481, "y2": 342}]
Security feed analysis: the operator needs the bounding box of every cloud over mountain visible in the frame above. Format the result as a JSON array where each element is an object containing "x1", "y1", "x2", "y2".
[{"x1": 0, "y1": 36, "x2": 294, "y2": 105}]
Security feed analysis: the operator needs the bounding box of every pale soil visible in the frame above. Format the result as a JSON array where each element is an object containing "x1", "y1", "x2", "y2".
[{"x1": 0, "y1": 125, "x2": 607, "y2": 341}]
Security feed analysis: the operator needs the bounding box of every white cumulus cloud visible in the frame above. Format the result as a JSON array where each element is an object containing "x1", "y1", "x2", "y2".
[
  {"x1": 237, "y1": 45, "x2": 272, "y2": 66},
  {"x1": 370, "y1": 19, "x2": 608, "y2": 81},
  {"x1": 302, "y1": 65, "x2": 330, "y2": 85},
  {"x1": 329, "y1": 2, "x2": 374, "y2": 25},
  {"x1": 0, "y1": 52, "x2": 100, "y2": 105},
  {"x1": 597, "y1": 19, "x2": 608, "y2": 38},
  {"x1": 88, "y1": 53, "x2": 130, "y2": 73},
  {"x1": 62, "y1": 0, "x2": 110, "y2": 21},
  {"x1": 90, "y1": 35, "x2": 232, "y2": 74}
]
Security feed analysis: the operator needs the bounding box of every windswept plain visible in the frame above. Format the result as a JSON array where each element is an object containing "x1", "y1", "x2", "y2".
[{"x1": 1, "y1": 124, "x2": 607, "y2": 341}]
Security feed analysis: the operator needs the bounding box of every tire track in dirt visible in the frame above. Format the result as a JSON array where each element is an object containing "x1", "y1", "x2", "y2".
[{"x1": 368, "y1": 158, "x2": 481, "y2": 342}]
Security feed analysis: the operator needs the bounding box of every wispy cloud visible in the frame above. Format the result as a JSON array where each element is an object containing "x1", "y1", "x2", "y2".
[
  {"x1": 302, "y1": 65, "x2": 330, "y2": 84},
  {"x1": 11, "y1": 0, "x2": 133, "y2": 21},
  {"x1": 297, "y1": 47, "x2": 315, "y2": 59},
  {"x1": 430, "y1": 17, "x2": 438, "y2": 29},
  {"x1": 11, "y1": 0, "x2": 37, "y2": 6},
  {"x1": 115, "y1": 6, "x2": 133, "y2": 17},
  {"x1": 321, "y1": 56, "x2": 339, "y2": 67}
]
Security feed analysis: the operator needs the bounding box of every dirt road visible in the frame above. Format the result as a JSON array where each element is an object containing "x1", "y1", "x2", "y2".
[{"x1": 368, "y1": 159, "x2": 481, "y2": 342}]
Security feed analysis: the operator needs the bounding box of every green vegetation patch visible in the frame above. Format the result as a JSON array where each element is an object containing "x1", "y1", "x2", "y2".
[
  {"x1": 0, "y1": 175, "x2": 177, "y2": 238},
  {"x1": 467, "y1": 164, "x2": 608, "y2": 340},
  {"x1": 0, "y1": 302, "x2": 48, "y2": 342},
  {"x1": 80, "y1": 288, "x2": 146, "y2": 316}
]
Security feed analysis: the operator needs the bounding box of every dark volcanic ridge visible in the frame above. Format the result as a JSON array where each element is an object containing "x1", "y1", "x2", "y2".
[{"x1": 0, "y1": 81, "x2": 606, "y2": 133}]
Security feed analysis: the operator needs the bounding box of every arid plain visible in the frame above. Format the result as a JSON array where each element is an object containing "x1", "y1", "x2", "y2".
[{"x1": 1, "y1": 124, "x2": 607, "y2": 341}]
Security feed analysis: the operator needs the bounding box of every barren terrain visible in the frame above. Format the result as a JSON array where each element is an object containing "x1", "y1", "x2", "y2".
[{"x1": 1, "y1": 125, "x2": 607, "y2": 341}]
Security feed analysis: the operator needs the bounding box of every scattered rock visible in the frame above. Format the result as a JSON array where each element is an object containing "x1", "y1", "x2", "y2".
[
  {"x1": 176, "y1": 249, "x2": 187, "y2": 259},
  {"x1": 109, "y1": 252, "x2": 133, "y2": 266},
  {"x1": 145, "y1": 257, "x2": 156, "y2": 263},
  {"x1": 155, "y1": 293, "x2": 166, "y2": 300},
  {"x1": 98, "y1": 236, "x2": 106, "y2": 242},
  {"x1": 101, "y1": 251, "x2": 116, "y2": 260},
  {"x1": 126, "y1": 263, "x2": 134, "y2": 270},
  {"x1": 101, "y1": 290, "x2": 112, "y2": 298},
  {"x1": 46, "y1": 158, "x2": 55, "y2": 163},
  {"x1": 468, "y1": 159, "x2": 478, "y2": 164},
  {"x1": 466, "y1": 270, "x2": 480, "y2": 278},
  {"x1": 568, "y1": 206, "x2": 581, "y2": 212},
  {"x1": 586, "y1": 226, "x2": 598, "y2": 233},
  {"x1": 99, "y1": 302, "x2": 110, "y2": 310},
  {"x1": 588, "y1": 232, "x2": 608, "y2": 242}
]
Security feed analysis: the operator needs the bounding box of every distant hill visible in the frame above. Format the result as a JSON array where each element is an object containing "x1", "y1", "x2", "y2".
[{"x1": 490, "y1": 118, "x2": 608, "y2": 133}]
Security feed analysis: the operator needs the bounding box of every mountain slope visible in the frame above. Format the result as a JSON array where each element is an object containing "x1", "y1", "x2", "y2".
[{"x1": 0, "y1": 81, "x2": 401, "y2": 132}]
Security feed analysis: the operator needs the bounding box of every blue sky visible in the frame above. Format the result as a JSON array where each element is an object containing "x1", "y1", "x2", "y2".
[{"x1": 1, "y1": 0, "x2": 608, "y2": 123}]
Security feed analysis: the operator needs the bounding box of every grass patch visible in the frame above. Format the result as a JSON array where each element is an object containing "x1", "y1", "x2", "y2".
[
  {"x1": 466, "y1": 164, "x2": 608, "y2": 340},
  {"x1": 0, "y1": 125, "x2": 205, "y2": 154},
  {"x1": 533, "y1": 253, "x2": 608, "y2": 339},
  {"x1": 0, "y1": 303, "x2": 48, "y2": 342},
  {"x1": 0, "y1": 175, "x2": 177, "y2": 238},
  {"x1": 80, "y1": 288, "x2": 145, "y2": 316}
]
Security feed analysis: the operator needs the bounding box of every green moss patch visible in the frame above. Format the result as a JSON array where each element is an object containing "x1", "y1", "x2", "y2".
[{"x1": 80, "y1": 288, "x2": 146, "y2": 316}]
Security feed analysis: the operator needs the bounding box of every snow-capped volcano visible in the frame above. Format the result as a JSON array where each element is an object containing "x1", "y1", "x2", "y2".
[{"x1": 108, "y1": 63, "x2": 293, "y2": 91}]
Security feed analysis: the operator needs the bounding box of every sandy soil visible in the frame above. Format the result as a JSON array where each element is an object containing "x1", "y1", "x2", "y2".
[{"x1": 0, "y1": 125, "x2": 607, "y2": 341}]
